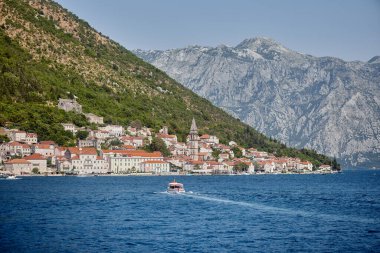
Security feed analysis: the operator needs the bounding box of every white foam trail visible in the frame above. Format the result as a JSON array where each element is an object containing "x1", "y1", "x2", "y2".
[{"x1": 178, "y1": 192, "x2": 377, "y2": 224}]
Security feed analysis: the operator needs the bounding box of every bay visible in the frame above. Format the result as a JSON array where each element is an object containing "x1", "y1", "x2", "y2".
[{"x1": 1, "y1": 170, "x2": 379, "y2": 252}]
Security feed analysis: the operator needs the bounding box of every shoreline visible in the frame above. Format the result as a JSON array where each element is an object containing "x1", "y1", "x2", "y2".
[{"x1": 14, "y1": 171, "x2": 341, "y2": 177}]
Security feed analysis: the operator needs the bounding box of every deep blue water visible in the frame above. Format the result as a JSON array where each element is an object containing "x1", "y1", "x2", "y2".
[{"x1": 1, "y1": 170, "x2": 380, "y2": 252}]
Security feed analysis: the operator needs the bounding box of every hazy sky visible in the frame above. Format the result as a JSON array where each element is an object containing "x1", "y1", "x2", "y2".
[{"x1": 54, "y1": 0, "x2": 380, "y2": 61}]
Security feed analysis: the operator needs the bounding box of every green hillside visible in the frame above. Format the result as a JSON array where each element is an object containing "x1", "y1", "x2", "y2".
[{"x1": 0, "y1": 0, "x2": 335, "y2": 167}]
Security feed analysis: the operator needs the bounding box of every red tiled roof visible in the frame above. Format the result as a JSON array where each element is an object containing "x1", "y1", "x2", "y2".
[
  {"x1": 102, "y1": 150, "x2": 162, "y2": 157},
  {"x1": 39, "y1": 141, "x2": 56, "y2": 145},
  {"x1": 200, "y1": 134, "x2": 210, "y2": 139},
  {"x1": 142, "y1": 160, "x2": 168, "y2": 164},
  {"x1": 157, "y1": 133, "x2": 176, "y2": 139},
  {"x1": 79, "y1": 148, "x2": 97, "y2": 155},
  {"x1": 24, "y1": 153, "x2": 46, "y2": 160},
  {"x1": 6, "y1": 158, "x2": 30, "y2": 164},
  {"x1": 34, "y1": 144, "x2": 53, "y2": 149},
  {"x1": 8, "y1": 141, "x2": 22, "y2": 146}
]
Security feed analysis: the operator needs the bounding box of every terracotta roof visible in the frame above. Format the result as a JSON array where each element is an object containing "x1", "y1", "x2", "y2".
[
  {"x1": 200, "y1": 134, "x2": 210, "y2": 139},
  {"x1": 39, "y1": 141, "x2": 56, "y2": 145},
  {"x1": 102, "y1": 150, "x2": 162, "y2": 158},
  {"x1": 6, "y1": 159, "x2": 30, "y2": 164},
  {"x1": 207, "y1": 161, "x2": 222, "y2": 165},
  {"x1": 79, "y1": 148, "x2": 97, "y2": 155},
  {"x1": 34, "y1": 144, "x2": 53, "y2": 149},
  {"x1": 24, "y1": 153, "x2": 46, "y2": 160},
  {"x1": 66, "y1": 147, "x2": 97, "y2": 155},
  {"x1": 189, "y1": 160, "x2": 204, "y2": 165},
  {"x1": 121, "y1": 145, "x2": 136, "y2": 150},
  {"x1": 157, "y1": 133, "x2": 176, "y2": 139},
  {"x1": 8, "y1": 141, "x2": 22, "y2": 147},
  {"x1": 142, "y1": 160, "x2": 168, "y2": 164}
]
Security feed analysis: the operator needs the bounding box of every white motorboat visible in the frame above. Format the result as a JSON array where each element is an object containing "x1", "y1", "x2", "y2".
[{"x1": 167, "y1": 179, "x2": 185, "y2": 193}]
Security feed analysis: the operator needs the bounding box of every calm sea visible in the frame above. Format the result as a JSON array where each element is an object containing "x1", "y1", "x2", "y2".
[{"x1": 1, "y1": 170, "x2": 379, "y2": 252}]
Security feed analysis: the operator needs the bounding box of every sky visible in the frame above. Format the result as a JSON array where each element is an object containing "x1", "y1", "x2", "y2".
[{"x1": 54, "y1": 0, "x2": 380, "y2": 62}]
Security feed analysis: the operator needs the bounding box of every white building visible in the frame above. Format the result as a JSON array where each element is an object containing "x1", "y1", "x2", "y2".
[
  {"x1": 297, "y1": 161, "x2": 313, "y2": 172},
  {"x1": 67, "y1": 148, "x2": 108, "y2": 174},
  {"x1": 4, "y1": 142, "x2": 31, "y2": 157},
  {"x1": 25, "y1": 133, "x2": 38, "y2": 144},
  {"x1": 9, "y1": 130, "x2": 26, "y2": 142},
  {"x1": 200, "y1": 134, "x2": 219, "y2": 144},
  {"x1": 32, "y1": 144, "x2": 55, "y2": 157},
  {"x1": 92, "y1": 130, "x2": 110, "y2": 139},
  {"x1": 139, "y1": 160, "x2": 170, "y2": 174},
  {"x1": 99, "y1": 125, "x2": 124, "y2": 137},
  {"x1": 103, "y1": 150, "x2": 164, "y2": 174},
  {"x1": 62, "y1": 123, "x2": 78, "y2": 134}
]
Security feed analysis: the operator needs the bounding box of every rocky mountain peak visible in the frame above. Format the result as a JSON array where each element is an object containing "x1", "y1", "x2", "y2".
[
  {"x1": 134, "y1": 39, "x2": 380, "y2": 168},
  {"x1": 235, "y1": 37, "x2": 291, "y2": 57},
  {"x1": 368, "y1": 56, "x2": 380, "y2": 64}
]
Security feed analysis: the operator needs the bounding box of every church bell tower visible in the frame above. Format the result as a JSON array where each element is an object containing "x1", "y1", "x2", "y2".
[{"x1": 189, "y1": 118, "x2": 199, "y2": 161}]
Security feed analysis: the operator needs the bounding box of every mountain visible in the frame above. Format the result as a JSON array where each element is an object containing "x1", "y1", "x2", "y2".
[
  {"x1": 0, "y1": 0, "x2": 335, "y2": 166},
  {"x1": 134, "y1": 38, "x2": 380, "y2": 168}
]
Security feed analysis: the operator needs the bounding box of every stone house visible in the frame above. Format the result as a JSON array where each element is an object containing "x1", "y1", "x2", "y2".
[
  {"x1": 58, "y1": 98, "x2": 82, "y2": 113},
  {"x1": 84, "y1": 113, "x2": 104, "y2": 124}
]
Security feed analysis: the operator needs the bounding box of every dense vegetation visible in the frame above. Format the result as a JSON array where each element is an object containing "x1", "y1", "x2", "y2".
[{"x1": 0, "y1": 0, "x2": 337, "y2": 167}]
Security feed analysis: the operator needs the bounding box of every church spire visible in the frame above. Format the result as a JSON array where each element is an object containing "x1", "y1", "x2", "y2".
[{"x1": 190, "y1": 118, "x2": 198, "y2": 134}]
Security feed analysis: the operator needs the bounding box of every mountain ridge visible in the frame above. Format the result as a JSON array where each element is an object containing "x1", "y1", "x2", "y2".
[{"x1": 133, "y1": 38, "x2": 380, "y2": 168}]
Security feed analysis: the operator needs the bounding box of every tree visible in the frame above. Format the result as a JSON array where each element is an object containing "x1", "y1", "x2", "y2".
[
  {"x1": 332, "y1": 157, "x2": 341, "y2": 171},
  {"x1": 32, "y1": 168, "x2": 39, "y2": 174},
  {"x1": 76, "y1": 130, "x2": 89, "y2": 140},
  {"x1": 233, "y1": 162, "x2": 249, "y2": 173},
  {"x1": 212, "y1": 148, "x2": 221, "y2": 159},
  {"x1": 110, "y1": 139, "x2": 122, "y2": 146},
  {"x1": 130, "y1": 120, "x2": 142, "y2": 130},
  {"x1": 0, "y1": 134, "x2": 10, "y2": 143},
  {"x1": 145, "y1": 137, "x2": 171, "y2": 157},
  {"x1": 232, "y1": 147, "x2": 243, "y2": 158}
]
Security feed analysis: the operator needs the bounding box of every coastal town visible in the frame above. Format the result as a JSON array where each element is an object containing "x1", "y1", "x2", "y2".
[{"x1": 0, "y1": 98, "x2": 335, "y2": 176}]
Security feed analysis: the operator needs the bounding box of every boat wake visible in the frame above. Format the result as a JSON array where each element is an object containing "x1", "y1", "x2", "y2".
[{"x1": 170, "y1": 192, "x2": 378, "y2": 224}]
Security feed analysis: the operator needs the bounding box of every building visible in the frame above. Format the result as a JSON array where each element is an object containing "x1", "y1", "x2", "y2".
[
  {"x1": 120, "y1": 136, "x2": 144, "y2": 147},
  {"x1": 24, "y1": 153, "x2": 48, "y2": 174},
  {"x1": 10, "y1": 130, "x2": 26, "y2": 142},
  {"x1": 99, "y1": 125, "x2": 124, "y2": 137},
  {"x1": 188, "y1": 118, "x2": 199, "y2": 161},
  {"x1": 32, "y1": 144, "x2": 55, "y2": 157},
  {"x1": 92, "y1": 130, "x2": 110, "y2": 139},
  {"x1": 156, "y1": 133, "x2": 177, "y2": 146},
  {"x1": 66, "y1": 147, "x2": 108, "y2": 174},
  {"x1": 25, "y1": 133, "x2": 38, "y2": 144},
  {"x1": 200, "y1": 134, "x2": 219, "y2": 144},
  {"x1": 297, "y1": 161, "x2": 313, "y2": 172},
  {"x1": 84, "y1": 113, "x2": 104, "y2": 124},
  {"x1": 62, "y1": 123, "x2": 78, "y2": 134},
  {"x1": 58, "y1": 98, "x2": 82, "y2": 113},
  {"x1": 139, "y1": 160, "x2": 170, "y2": 174},
  {"x1": 4, "y1": 159, "x2": 31, "y2": 175},
  {"x1": 103, "y1": 150, "x2": 164, "y2": 174},
  {"x1": 4, "y1": 142, "x2": 31, "y2": 157}
]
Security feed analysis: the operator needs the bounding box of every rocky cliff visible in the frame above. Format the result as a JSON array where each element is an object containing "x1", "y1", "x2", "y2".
[{"x1": 134, "y1": 38, "x2": 380, "y2": 167}]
